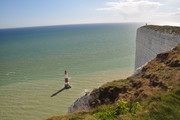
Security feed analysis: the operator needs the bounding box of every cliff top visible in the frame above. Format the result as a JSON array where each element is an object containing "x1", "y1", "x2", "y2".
[
  {"x1": 47, "y1": 44, "x2": 180, "y2": 120},
  {"x1": 141, "y1": 25, "x2": 180, "y2": 34}
]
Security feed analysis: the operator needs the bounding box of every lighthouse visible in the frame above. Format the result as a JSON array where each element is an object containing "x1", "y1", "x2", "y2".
[{"x1": 64, "y1": 70, "x2": 71, "y2": 89}]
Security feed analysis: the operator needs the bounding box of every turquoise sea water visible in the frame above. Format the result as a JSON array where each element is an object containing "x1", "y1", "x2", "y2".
[{"x1": 0, "y1": 23, "x2": 141, "y2": 120}]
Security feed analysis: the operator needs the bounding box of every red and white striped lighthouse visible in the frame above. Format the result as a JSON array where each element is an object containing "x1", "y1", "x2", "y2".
[
  {"x1": 64, "y1": 70, "x2": 71, "y2": 89},
  {"x1": 64, "y1": 70, "x2": 69, "y2": 84}
]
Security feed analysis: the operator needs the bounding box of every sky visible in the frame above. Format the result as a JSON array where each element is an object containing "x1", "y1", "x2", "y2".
[{"x1": 0, "y1": 0, "x2": 180, "y2": 28}]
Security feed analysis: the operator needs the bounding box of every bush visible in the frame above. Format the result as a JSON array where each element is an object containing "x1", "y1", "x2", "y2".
[{"x1": 93, "y1": 100, "x2": 141, "y2": 120}]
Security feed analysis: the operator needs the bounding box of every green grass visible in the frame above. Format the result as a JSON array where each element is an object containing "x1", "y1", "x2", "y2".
[
  {"x1": 46, "y1": 85, "x2": 180, "y2": 120},
  {"x1": 93, "y1": 100, "x2": 141, "y2": 120},
  {"x1": 137, "y1": 92, "x2": 180, "y2": 120},
  {"x1": 100, "y1": 79, "x2": 128, "y2": 89}
]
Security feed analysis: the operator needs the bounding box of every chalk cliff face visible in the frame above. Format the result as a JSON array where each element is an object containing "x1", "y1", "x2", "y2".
[
  {"x1": 68, "y1": 90, "x2": 99, "y2": 113},
  {"x1": 135, "y1": 25, "x2": 180, "y2": 69}
]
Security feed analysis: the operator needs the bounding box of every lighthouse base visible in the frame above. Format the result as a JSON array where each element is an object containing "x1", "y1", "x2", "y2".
[{"x1": 65, "y1": 84, "x2": 71, "y2": 89}]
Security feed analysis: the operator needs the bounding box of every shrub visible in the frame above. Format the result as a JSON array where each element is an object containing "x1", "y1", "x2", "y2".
[{"x1": 93, "y1": 100, "x2": 141, "y2": 120}]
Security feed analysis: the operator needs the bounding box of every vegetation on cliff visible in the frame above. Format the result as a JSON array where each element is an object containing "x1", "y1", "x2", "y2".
[
  {"x1": 47, "y1": 44, "x2": 180, "y2": 120},
  {"x1": 142, "y1": 25, "x2": 180, "y2": 34}
]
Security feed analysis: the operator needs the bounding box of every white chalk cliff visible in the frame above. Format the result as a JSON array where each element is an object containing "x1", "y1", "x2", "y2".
[
  {"x1": 135, "y1": 26, "x2": 180, "y2": 69},
  {"x1": 68, "y1": 89, "x2": 99, "y2": 113}
]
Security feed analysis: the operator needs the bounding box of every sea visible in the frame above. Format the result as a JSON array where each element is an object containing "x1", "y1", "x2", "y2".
[{"x1": 0, "y1": 23, "x2": 142, "y2": 120}]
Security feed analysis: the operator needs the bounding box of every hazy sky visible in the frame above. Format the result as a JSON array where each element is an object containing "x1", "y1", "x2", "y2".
[{"x1": 0, "y1": 0, "x2": 180, "y2": 28}]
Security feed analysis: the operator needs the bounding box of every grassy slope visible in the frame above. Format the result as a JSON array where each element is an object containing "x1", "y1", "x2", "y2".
[{"x1": 47, "y1": 44, "x2": 180, "y2": 120}]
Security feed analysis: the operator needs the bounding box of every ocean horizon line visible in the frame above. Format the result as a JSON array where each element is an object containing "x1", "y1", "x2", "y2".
[{"x1": 0, "y1": 22, "x2": 143, "y2": 30}]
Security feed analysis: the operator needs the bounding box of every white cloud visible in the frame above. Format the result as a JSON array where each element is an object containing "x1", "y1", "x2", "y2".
[
  {"x1": 97, "y1": 0, "x2": 163, "y2": 15},
  {"x1": 166, "y1": 0, "x2": 180, "y2": 4},
  {"x1": 96, "y1": 0, "x2": 180, "y2": 25}
]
